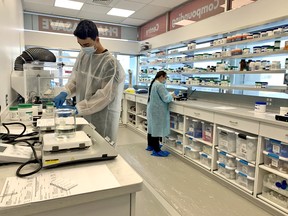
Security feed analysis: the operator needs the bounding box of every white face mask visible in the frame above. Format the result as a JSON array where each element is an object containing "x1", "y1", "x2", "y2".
[{"x1": 82, "y1": 46, "x2": 96, "y2": 55}]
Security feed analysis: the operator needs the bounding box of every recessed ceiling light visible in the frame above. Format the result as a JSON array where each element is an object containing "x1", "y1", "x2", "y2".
[
  {"x1": 54, "y1": 0, "x2": 84, "y2": 10},
  {"x1": 107, "y1": 8, "x2": 135, "y2": 17},
  {"x1": 174, "y1": 19, "x2": 195, "y2": 26}
]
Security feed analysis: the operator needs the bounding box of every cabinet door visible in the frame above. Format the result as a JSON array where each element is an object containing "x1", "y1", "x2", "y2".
[
  {"x1": 259, "y1": 123, "x2": 288, "y2": 142},
  {"x1": 136, "y1": 96, "x2": 147, "y2": 105},
  {"x1": 184, "y1": 107, "x2": 213, "y2": 122},
  {"x1": 170, "y1": 104, "x2": 184, "y2": 114},
  {"x1": 214, "y1": 113, "x2": 259, "y2": 134},
  {"x1": 125, "y1": 94, "x2": 136, "y2": 101}
]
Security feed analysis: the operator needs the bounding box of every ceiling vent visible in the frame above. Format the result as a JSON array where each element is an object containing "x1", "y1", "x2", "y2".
[{"x1": 92, "y1": 0, "x2": 113, "y2": 5}]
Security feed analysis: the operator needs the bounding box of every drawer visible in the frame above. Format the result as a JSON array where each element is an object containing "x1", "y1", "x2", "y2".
[
  {"x1": 136, "y1": 97, "x2": 147, "y2": 104},
  {"x1": 260, "y1": 123, "x2": 288, "y2": 142},
  {"x1": 170, "y1": 104, "x2": 183, "y2": 114},
  {"x1": 184, "y1": 107, "x2": 213, "y2": 122},
  {"x1": 125, "y1": 94, "x2": 136, "y2": 101},
  {"x1": 214, "y1": 114, "x2": 259, "y2": 134}
]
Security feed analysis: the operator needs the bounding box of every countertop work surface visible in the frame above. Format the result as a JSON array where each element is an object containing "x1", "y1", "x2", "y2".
[
  {"x1": 0, "y1": 155, "x2": 143, "y2": 216},
  {"x1": 127, "y1": 93, "x2": 288, "y2": 127}
]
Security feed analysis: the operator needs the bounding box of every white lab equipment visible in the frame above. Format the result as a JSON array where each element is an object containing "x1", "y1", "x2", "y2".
[{"x1": 0, "y1": 143, "x2": 33, "y2": 163}]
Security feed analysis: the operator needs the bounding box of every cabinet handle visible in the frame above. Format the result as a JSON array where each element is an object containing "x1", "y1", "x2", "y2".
[
  {"x1": 194, "y1": 112, "x2": 200, "y2": 116},
  {"x1": 229, "y1": 120, "x2": 238, "y2": 125}
]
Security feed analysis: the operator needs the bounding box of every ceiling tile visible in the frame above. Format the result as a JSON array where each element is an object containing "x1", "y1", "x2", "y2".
[
  {"x1": 114, "y1": 0, "x2": 146, "y2": 11},
  {"x1": 121, "y1": 17, "x2": 147, "y2": 26},
  {"x1": 85, "y1": 0, "x2": 120, "y2": 7},
  {"x1": 129, "y1": 4, "x2": 169, "y2": 20},
  {"x1": 126, "y1": 0, "x2": 152, "y2": 4},
  {"x1": 78, "y1": 12, "x2": 126, "y2": 24},
  {"x1": 81, "y1": 3, "x2": 111, "y2": 14},
  {"x1": 23, "y1": 2, "x2": 54, "y2": 14},
  {"x1": 150, "y1": 0, "x2": 188, "y2": 8},
  {"x1": 23, "y1": 0, "x2": 54, "y2": 6}
]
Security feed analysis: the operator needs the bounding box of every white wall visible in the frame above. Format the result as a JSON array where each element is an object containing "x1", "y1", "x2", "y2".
[
  {"x1": 0, "y1": 0, "x2": 24, "y2": 116},
  {"x1": 146, "y1": 0, "x2": 288, "y2": 49},
  {"x1": 24, "y1": 30, "x2": 140, "y2": 55}
]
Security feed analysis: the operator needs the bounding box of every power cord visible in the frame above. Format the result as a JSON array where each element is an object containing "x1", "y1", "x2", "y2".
[{"x1": 0, "y1": 122, "x2": 42, "y2": 177}]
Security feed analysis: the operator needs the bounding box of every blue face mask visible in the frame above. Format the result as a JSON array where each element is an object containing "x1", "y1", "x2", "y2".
[{"x1": 82, "y1": 46, "x2": 96, "y2": 55}]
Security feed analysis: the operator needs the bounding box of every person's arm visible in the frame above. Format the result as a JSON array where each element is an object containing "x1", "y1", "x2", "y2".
[
  {"x1": 157, "y1": 84, "x2": 173, "y2": 103},
  {"x1": 76, "y1": 59, "x2": 125, "y2": 116}
]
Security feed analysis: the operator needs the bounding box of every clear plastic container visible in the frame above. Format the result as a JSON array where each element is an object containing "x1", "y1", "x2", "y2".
[
  {"x1": 187, "y1": 137, "x2": 203, "y2": 151},
  {"x1": 217, "y1": 127, "x2": 236, "y2": 153},
  {"x1": 235, "y1": 170, "x2": 255, "y2": 191},
  {"x1": 45, "y1": 102, "x2": 54, "y2": 116},
  {"x1": 217, "y1": 161, "x2": 236, "y2": 180},
  {"x1": 18, "y1": 103, "x2": 33, "y2": 125},
  {"x1": 202, "y1": 145, "x2": 212, "y2": 155},
  {"x1": 201, "y1": 121, "x2": 213, "y2": 142},
  {"x1": 263, "y1": 151, "x2": 288, "y2": 174},
  {"x1": 235, "y1": 132, "x2": 258, "y2": 161},
  {"x1": 200, "y1": 152, "x2": 211, "y2": 168},
  {"x1": 266, "y1": 138, "x2": 288, "y2": 158},
  {"x1": 54, "y1": 108, "x2": 76, "y2": 139},
  {"x1": 187, "y1": 119, "x2": 202, "y2": 138},
  {"x1": 263, "y1": 173, "x2": 288, "y2": 197},
  {"x1": 165, "y1": 137, "x2": 176, "y2": 148},
  {"x1": 184, "y1": 146, "x2": 200, "y2": 160},
  {"x1": 217, "y1": 149, "x2": 236, "y2": 167},
  {"x1": 175, "y1": 140, "x2": 183, "y2": 151},
  {"x1": 236, "y1": 158, "x2": 255, "y2": 177}
]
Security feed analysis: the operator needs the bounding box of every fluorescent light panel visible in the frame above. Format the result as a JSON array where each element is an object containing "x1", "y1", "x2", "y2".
[
  {"x1": 54, "y1": 0, "x2": 83, "y2": 10},
  {"x1": 107, "y1": 8, "x2": 135, "y2": 17},
  {"x1": 174, "y1": 19, "x2": 195, "y2": 26}
]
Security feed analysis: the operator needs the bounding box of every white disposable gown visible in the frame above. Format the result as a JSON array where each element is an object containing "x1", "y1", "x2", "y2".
[
  {"x1": 147, "y1": 80, "x2": 173, "y2": 137},
  {"x1": 64, "y1": 51, "x2": 125, "y2": 142}
]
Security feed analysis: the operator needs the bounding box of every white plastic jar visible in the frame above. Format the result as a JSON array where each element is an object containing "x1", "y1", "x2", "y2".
[
  {"x1": 255, "y1": 102, "x2": 267, "y2": 113},
  {"x1": 9, "y1": 106, "x2": 19, "y2": 121},
  {"x1": 18, "y1": 103, "x2": 33, "y2": 124}
]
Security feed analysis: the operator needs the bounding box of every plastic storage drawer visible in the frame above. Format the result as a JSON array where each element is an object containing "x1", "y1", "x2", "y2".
[
  {"x1": 201, "y1": 121, "x2": 213, "y2": 143},
  {"x1": 264, "y1": 138, "x2": 288, "y2": 158},
  {"x1": 263, "y1": 173, "x2": 288, "y2": 197},
  {"x1": 165, "y1": 137, "x2": 176, "y2": 148},
  {"x1": 263, "y1": 151, "x2": 288, "y2": 174},
  {"x1": 217, "y1": 149, "x2": 237, "y2": 168},
  {"x1": 236, "y1": 158, "x2": 255, "y2": 177},
  {"x1": 199, "y1": 152, "x2": 211, "y2": 168},
  {"x1": 187, "y1": 137, "x2": 203, "y2": 151},
  {"x1": 184, "y1": 146, "x2": 200, "y2": 160},
  {"x1": 186, "y1": 119, "x2": 202, "y2": 138},
  {"x1": 217, "y1": 161, "x2": 236, "y2": 180},
  {"x1": 170, "y1": 115, "x2": 178, "y2": 129},
  {"x1": 175, "y1": 140, "x2": 183, "y2": 151},
  {"x1": 235, "y1": 132, "x2": 258, "y2": 161},
  {"x1": 217, "y1": 127, "x2": 236, "y2": 153},
  {"x1": 202, "y1": 145, "x2": 212, "y2": 156},
  {"x1": 235, "y1": 170, "x2": 255, "y2": 191}
]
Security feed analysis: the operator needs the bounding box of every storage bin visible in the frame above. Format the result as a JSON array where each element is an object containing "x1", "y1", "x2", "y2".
[
  {"x1": 236, "y1": 158, "x2": 255, "y2": 177},
  {"x1": 217, "y1": 127, "x2": 236, "y2": 153},
  {"x1": 187, "y1": 137, "x2": 203, "y2": 151},
  {"x1": 184, "y1": 146, "x2": 200, "y2": 160},
  {"x1": 217, "y1": 161, "x2": 236, "y2": 180},
  {"x1": 175, "y1": 140, "x2": 183, "y2": 151},
  {"x1": 217, "y1": 149, "x2": 237, "y2": 167},
  {"x1": 235, "y1": 132, "x2": 258, "y2": 161},
  {"x1": 202, "y1": 145, "x2": 212, "y2": 156},
  {"x1": 201, "y1": 121, "x2": 213, "y2": 143},
  {"x1": 262, "y1": 187, "x2": 288, "y2": 209},
  {"x1": 265, "y1": 138, "x2": 288, "y2": 158},
  {"x1": 263, "y1": 173, "x2": 288, "y2": 197},
  {"x1": 170, "y1": 115, "x2": 178, "y2": 129},
  {"x1": 165, "y1": 137, "x2": 176, "y2": 148},
  {"x1": 187, "y1": 119, "x2": 202, "y2": 138},
  {"x1": 235, "y1": 170, "x2": 255, "y2": 191},
  {"x1": 199, "y1": 152, "x2": 212, "y2": 168},
  {"x1": 263, "y1": 151, "x2": 288, "y2": 174}
]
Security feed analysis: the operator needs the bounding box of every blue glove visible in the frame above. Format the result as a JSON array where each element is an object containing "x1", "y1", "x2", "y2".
[
  {"x1": 58, "y1": 105, "x2": 78, "y2": 115},
  {"x1": 174, "y1": 89, "x2": 180, "y2": 96},
  {"x1": 54, "y1": 92, "x2": 68, "y2": 108}
]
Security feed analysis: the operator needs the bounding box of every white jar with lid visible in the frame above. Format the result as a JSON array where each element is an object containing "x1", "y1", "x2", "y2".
[
  {"x1": 18, "y1": 104, "x2": 33, "y2": 124},
  {"x1": 9, "y1": 106, "x2": 19, "y2": 121},
  {"x1": 255, "y1": 102, "x2": 267, "y2": 113}
]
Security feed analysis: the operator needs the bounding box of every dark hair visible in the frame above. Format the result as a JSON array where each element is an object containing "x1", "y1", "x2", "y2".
[
  {"x1": 148, "y1": 71, "x2": 167, "y2": 103},
  {"x1": 73, "y1": 19, "x2": 99, "y2": 40}
]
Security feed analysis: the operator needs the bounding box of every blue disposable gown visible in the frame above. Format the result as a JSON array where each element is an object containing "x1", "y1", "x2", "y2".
[
  {"x1": 64, "y1": 51, "x2": 125, "y2": 143},
  {"x1": 147, "y1": 81, "x2": 173, "y2": 137}
]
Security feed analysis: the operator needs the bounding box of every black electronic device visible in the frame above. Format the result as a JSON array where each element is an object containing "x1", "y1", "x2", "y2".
[{"x1": 275, "y1": 115, "x2": 288, "y2": 122}]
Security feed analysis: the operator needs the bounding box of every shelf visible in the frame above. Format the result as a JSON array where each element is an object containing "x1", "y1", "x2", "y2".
[
  {"x1": 258, "y1": 195, "x2": 288, "y2": 214},
  {"x1": 259, "y1": 165, "x2": 288, "y2": 179},
  {"x1": 184, "y1": 156, "x2": 211, "y2": 171},
  {"x1": 185, "y1": 134, "x2": 213, "y2": 147},
  {"x1": 184, "y1": 84, "x2": 287, "y2": 93},
  {"x1": 170, "y1": 128, "x2": 183, "y2": 134},
  {"x1": 164, "y1": 144, "x2": 183, "y2": 155},
  {"x1": 137, "y1": 114, "x2": 147, "y2": 120},
  {"x1": 214, "y1": 172, "x2": 253, "y2": 195},
  {"x1": 182, "y1": 69, "x2": 286, "y2": 75},
  {"x1": 136, "y1": 127, "x2": 147, "y2": 135},
  {"x1": 263, "y1": 183, "x2": 288, "y2": 198}
]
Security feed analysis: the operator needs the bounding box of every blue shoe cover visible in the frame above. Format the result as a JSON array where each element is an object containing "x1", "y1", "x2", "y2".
[
  {"x1": 151, "y1": 150, "x2": 170, "y2": 157},
  {"x1": 145, "y1": 146, "x2": 154, "y2": 151}
]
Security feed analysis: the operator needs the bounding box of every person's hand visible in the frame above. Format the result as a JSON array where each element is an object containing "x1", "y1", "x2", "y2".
[
  {"x1": 54, "y1": 92, "x2": 68, "y2": 108},
  {"x1": 58, "y1": 105, "x2": 78, "y2": 115}
]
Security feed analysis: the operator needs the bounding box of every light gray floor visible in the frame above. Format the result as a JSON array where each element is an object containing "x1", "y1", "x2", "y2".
[{"x1": 116, "y1": 126, "x2": 273, "y2": 216}]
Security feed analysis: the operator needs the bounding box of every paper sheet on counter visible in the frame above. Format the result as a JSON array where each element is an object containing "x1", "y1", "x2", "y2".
[{"x1": 0, "y1": 164, "x2": 120, "y2": 207}]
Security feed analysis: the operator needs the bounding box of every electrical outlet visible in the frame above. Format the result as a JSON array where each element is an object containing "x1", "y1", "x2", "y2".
[{"x1": 5, "y1": 94, "x2": 8, "y2": 106}]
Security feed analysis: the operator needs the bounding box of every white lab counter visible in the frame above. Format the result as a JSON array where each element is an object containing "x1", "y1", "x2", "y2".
[{"x1": 0, "y1": 155, "x2": 143, "y2": 216}]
